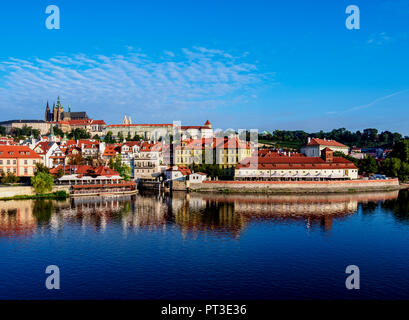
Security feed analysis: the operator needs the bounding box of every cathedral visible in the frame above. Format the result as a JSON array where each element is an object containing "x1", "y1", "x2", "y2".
[{"x1": 44, "y1": 97, "x2": 89, "y2": 122}]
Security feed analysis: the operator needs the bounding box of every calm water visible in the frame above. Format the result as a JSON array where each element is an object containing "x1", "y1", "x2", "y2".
[{"x1": 1, "y1": 190, "x2": 409, "y2": 300}]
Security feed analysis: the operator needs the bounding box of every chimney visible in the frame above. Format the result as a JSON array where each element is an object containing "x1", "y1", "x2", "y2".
[{"x1": 321, "y1": 148, "x2": 333, "y2": 163}]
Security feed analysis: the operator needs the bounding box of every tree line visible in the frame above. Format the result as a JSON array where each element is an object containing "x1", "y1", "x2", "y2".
[{"x1": 260, "y1": 128, "x2": 404, "y2": 149}]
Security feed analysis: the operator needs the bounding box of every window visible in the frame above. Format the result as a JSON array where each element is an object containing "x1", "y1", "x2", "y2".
[
  {"x1": 0, "y1": 160, "x2": 2, "y2": 165},
  {"x1": 24, "y1": 160, "x2": 28, "y2": 165},
  {"x1": 13, "y1": 160, "x2": 16, "y2": 165},
  {"x1": 7, "y1": 160, "x2": 10, "y2": 165}
]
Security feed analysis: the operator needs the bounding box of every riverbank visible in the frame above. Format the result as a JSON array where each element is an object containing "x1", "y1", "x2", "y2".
[
  {"x1": 189, "y1": 178, "x2": 402, "y2": 194},
  {"x1": 0, "y1": 183, "x2": 138, "y2": 200},
  {"x1": 0, "y1": 191, "x2": 68, "y2": 201}
]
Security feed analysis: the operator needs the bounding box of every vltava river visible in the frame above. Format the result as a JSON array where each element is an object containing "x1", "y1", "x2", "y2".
[{"x1": 1, "y1": 190, "x2": 409, "y2": 299}]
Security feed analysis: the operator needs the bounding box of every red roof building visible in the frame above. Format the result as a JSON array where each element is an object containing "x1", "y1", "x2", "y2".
[
  {"x1": 236, "y1": 148, "x2": 358, "y2": 181},
  {"x1": 0, "y1": 145, "x2": 41, "y2": 177}
]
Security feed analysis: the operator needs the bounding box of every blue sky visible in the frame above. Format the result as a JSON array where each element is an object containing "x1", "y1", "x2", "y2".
[{"x1": 0, "y1": 0, "x2": 408, "y2": 133}]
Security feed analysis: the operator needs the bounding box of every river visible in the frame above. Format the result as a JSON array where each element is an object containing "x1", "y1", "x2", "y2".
[{"x1": 1, "y1": 190, "x2": 409, "y2": 299}]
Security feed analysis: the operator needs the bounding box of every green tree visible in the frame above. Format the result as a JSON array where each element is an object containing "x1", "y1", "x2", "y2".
[
  {"x1": 109, "y1": 154, "x2": 131, "y2": 181},
  {"x1": 390, "y1": 140, "x2": 409, "y2": 163},
  {"x1": 104, "y1": 131, "x2": 115, "y2": 143},
  {"x1": 68, "y1": 128, "x2": 91, "y2": 140},
  {"x1": 359, "y1": 156, "x2": 379, "y2": 175},
  {"x1": 35, "y1": 163, "x2": 50, "y2": 174},
  {"x1": 31, "y1": 172, "x2": 54, "y2": 194},
  {"x1": 399, "y1": 162, "x2": 409, "y2": 182},
  {"x1": 382, "y1": 158, "x2": 402, "y2": 178},
  {"x1": 50, "y1": 125, "x2": 64, "y2": 137},
  {"x1": 1, "y1": 172, "x2": 19, "y2": 184}
]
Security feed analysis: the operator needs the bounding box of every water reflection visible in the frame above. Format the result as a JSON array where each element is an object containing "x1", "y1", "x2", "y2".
[{"x1": 0, "y1": 190, "x2": 404, "y2": 238}]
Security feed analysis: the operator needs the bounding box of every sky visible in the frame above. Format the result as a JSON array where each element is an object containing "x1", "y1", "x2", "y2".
[{"x1": 0, "y1": 0, "x2": 408, "y2": 133}]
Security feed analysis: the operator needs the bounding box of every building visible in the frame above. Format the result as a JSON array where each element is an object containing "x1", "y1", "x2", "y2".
[
  {"x1": 173, "y1": 136, "x2": 252, "y2": 177},
  {"x1": 301, "y1": 138, "x2": 349, "y2": 157},
  {"x1": 235, "y1": 147, "x2": 358, "y2": 181},
  {"x1": 106, "y1": 120, "x2": 214, "y2": 141},
  {"x1": 0, "y1": 145, "x2": 41, "y2": 177},
  {"x1": 53, "y1": 165, "x2": 136, "y2": 195},
  {"x1": 165, "y1": 166, "x2": 191, "y2": 181},
  {"x1": 0, "y1": 120, "x2": 51, "y2": 135},
  {"x1": 189, "y1": 172, "x2": 209, "y2": 183},
  {"x1": 133, "y1": 142, "x2": 165, "y2": 180},
  {"x1": 55, "y1": 119, "x2": 106, "y2": 136},
  {"x1": 45, "y1": 98, "x2": 89, "y2": 122},
  {"x1": 33, "y1": 141, "x2": 66, "y2": 168}
]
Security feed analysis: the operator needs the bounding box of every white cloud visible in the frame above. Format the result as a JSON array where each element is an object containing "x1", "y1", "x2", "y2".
[
  {"x1": 0, "y1": 47, "x2": 268, "y2": 122},
  {"x1": 367, "y1": 32, "x2": 392, "y2": 45}
]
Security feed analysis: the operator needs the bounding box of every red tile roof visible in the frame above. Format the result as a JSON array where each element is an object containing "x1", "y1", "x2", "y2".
[
  {"x1": 0, "y1": 146, "x2": 41, "y2": 159},
  {"x1": 50, "y1": 165, "x2": 119, "y2": 177},
  {"x1": 305, "y1": 138, "x2": 348, "y2": 148},
  {"x1": 236, "y1": 155, "x2": 357, "y2": 170},
  {"x1": 107, "y1": 124, "x2": 173, "y2": 127}
]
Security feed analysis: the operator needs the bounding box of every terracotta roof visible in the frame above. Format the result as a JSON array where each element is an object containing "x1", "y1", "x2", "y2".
[
  {"x1": 107, "y1": 124, "x2": 173, "y2": 127},
  {"x1": 68, "y1": 119, "x2": 93, "y2": 125},
  {"x1": 0, "y1": 146, "x2": 41, "y2": 159},
  {"x1": 91, "y1": 120, "x2": 106, "y2": 125},
  {"x1": 305, "y1": 138, "x2": 348, "y2": 148},
  {"x1": 236, "y1": 155, "x2": 357, "y2": 170},
  {"x1": 166, "y1": 166, "x2": 192, "y2": 176},
  {"x1": 51, "y1": 165, "x2": 120, "y2": 177}
]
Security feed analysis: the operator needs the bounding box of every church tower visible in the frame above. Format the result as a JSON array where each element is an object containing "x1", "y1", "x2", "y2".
[
  {"x1": 45, "y1": 101, "x2": 51, "y2": 121},
  {"x1": 53, "y1": 96, "x2": 64, "y2": 122}
]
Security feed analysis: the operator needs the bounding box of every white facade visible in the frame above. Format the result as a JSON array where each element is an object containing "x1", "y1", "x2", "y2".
[{"x1": 235, "y1": 167, "x2": 358, "y2": 180}]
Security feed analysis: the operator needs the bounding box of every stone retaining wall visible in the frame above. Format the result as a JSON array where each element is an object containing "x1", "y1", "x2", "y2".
[
  {"x1": 0, "y1": 185, "x2": 71, "y2": 198},
  {"x1": 0, "y1": 186, "x2": 35, "y2": 197},
  {"x1": 190, "y1": 179, "x2": 401, "y2": 194}
]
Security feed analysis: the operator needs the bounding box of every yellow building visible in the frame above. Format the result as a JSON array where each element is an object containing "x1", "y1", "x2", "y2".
[
  {"x1": 0, "y1": 146, "x2": 42, "y2": 177},
  {"x1": 174, "y1": 137, "x2": 252, "y2": 177}
]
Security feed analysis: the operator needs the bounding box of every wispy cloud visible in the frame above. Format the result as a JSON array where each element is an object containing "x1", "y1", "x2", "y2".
[
  {"x1": 367, "y1": 32, "x2": 393, "y2": 45},
  {"x1": 349, "y1": 89, "x2": 409, "y2": 111},
  {"x1": 0, "y1": 47, "x2": 270, "y2": 122}
]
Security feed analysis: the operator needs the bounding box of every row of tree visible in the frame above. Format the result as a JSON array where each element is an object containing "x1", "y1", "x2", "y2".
[
  {"x1": 261, "y1": 128, "x2": 404, "y2": 149},
  {"x1": 335, "y1": 140, "x2": 409, "y2": 182}
]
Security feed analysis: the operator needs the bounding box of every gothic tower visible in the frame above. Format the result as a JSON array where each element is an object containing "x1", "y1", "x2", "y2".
[{"x1": 45, "y1": 101, "x2": 50, "y2": 121}]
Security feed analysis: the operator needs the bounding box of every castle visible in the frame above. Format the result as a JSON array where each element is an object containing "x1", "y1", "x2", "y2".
[{"x1": 45, "y1": 97, "x2": 89, "y2": 122}]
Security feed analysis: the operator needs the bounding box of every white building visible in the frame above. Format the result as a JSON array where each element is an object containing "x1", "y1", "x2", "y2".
[
  {"x1": 189, "y1": 172, "x2": 209, "y2": 183},
  {"x1": 301, "y1": 138, "x2": 349, "y2": 157},
  {"x1": 235, "y1": 148, "x2": 358, "y2": 181}
]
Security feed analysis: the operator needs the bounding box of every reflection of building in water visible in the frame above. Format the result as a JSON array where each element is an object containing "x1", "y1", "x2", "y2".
[
  {"x1": 194, "y1": 191, "x2": 400, "y2": 232},
  {"x1": 0, "y1": 200, "x2": 37, "y2": 236},
  {"x1": 123, "y1": 195, "x2": 168, "y2": 232},
  {"x1": 168, "y1": 192, "x2": 248, "y2": 238},
  {"x1": 0, "y1": 190, "x2": 400, "y2": 237}
]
